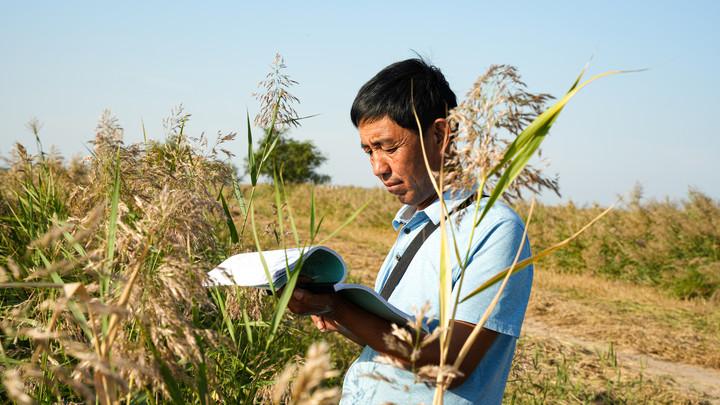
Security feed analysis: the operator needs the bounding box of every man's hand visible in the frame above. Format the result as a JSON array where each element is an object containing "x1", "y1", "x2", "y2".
[
  {"x1": 310, "y1": 315, "x2": 340, "y2": 332},
  {"x1": 286, "y1": 287, "x2": 365, "y2": 345},
  {"x1": 286, "y1": 287, "x2": 338, "y2": 316}
]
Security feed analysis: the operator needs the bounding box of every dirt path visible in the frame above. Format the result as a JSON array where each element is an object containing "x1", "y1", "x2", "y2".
[{"x1": 523, "y1": 318, "x2": 720, "y2": 403}]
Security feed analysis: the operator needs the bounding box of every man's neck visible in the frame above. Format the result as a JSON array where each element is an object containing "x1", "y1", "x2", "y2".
[{"x1": 415, "y1": 193, "x2": 439, "y2": 211}]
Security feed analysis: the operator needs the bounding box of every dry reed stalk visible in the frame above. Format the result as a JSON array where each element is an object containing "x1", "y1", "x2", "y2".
[
  {"x1": 444, "y1": 65, "x2": 558, "y2": 201},
  {"x1": 271, "y1": 341, "x2": 340, "y2": 405},
  {"x1": 0, "y1": 106, "x2": 241, "y2": 403}
]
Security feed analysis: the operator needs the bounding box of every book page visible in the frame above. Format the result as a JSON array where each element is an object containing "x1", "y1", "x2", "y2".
[{"x1": 206, "y1": 246, "x2": 346, "y2": 288}]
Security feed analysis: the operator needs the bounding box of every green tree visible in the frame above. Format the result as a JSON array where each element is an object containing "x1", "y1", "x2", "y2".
[{"x1": 247, "y1": 128, "x2": 330, "y2": 184}]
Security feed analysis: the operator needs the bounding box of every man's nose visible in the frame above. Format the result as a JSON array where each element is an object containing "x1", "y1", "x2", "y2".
[{"x1": 371, "y1": 155, "x2": 391, "y2": 179}]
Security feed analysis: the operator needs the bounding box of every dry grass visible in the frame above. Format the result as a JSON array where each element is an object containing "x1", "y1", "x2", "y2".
[
  {"x1": 0, "y1": 108, "x2": 352, "y2": 403},
  {"x1": 517, "y1": 189, "x2": 720, "y2": 300},
  {"x1": 528, "y1": 269, "x2": 720, "y2": 369},
  {"x1": 2, "y1": 108, "x2": 718, "y2": 403},
  {"x1": 507, "y1": 333, "x2": 714, "y2": 404}
]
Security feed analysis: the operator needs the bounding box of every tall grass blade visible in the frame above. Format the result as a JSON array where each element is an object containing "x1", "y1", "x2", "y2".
[
  {"x1": 279, "y1": 171, "x2": 300, "y2": 247},
  {"x1": 32, "y1": 250, "x2": 95, "y2": 340},
  {"x1": 104, "y1": 148, "x2": 121, "y2": 299},
  {"x1": 250, "y1": 206, "x2": 274, "y2": 295},
  {"x1": 232, "y1": 175, "x2": 247, "y2": 218},
  {"x1": 141, "y1": 324, "x2": 184, "y2": 405},
  {"x1": 310, "y1": 188, "x2": 316, "y2": 240},
  {"x1": 272, "y1": 170, "x2": 286, "y2": 249},
  {"x1": 210, "y1": 287, "x2": 236, "y2": 346},
  {"x1": 246, "y1": 111, "x2": 256, "y2": 186},
  {"x1": 196, "y1": 361, "x2": 208, "y2": 405},
  {"x1": 317, "y1": 200, "x2": 371, "y2": 245},
  {"x1": 194, "y1": 338, "x2": 209, "y2": 405},
  {"x1": 475, "y1": 69, "x2": 626, "y2": 228},
  {"x1": 239, "y1": 186, "x2": 256, "y2": 241},
  {"x1": 242, "y1": 307, "x2": 253, "y2": 346},
  {"x1": 141, "y1": 119, "x2": 148, "y2": 145},
  {"x1": 218, "y1": 188, "x2": 239, "y2": 244},
  {"x1": 266, "y1": 252, "x2": 305, "y2": 348},
  {"x1": 437, "y1": 216, "x2": 452, "y2": 340}
]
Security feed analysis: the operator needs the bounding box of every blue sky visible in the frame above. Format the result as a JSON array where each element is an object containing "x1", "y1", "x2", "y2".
[{"x1": 1, "y1": 1, "x2": 718, "y2": 205}]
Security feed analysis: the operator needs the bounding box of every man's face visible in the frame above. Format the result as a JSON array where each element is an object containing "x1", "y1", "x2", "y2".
[{"x1": 358, "y1": 116, "x2": 444, "y2": 210}]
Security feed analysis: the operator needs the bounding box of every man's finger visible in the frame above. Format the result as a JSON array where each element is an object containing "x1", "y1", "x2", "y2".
[
  {"x1": 310, "y1": 315, "x2": 324, "y2": 331},
  {"x1": 293, "y1": 288, "x2": 306, "y2": 301}
]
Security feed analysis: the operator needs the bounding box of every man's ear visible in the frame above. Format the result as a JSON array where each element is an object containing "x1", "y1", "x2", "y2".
[{"x1": 431, "y1": 118, "x2": 450, "y2": 148}]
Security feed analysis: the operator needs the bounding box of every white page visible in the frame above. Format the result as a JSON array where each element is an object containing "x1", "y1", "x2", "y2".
[{"x1": 207, "y1": 248, "x2": 304, "y2": 287}]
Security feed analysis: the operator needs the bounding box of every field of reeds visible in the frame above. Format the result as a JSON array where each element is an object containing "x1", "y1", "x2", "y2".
[
  {"x1": 2, "y1": 59, "x2": 719, "y2": 404},
  {"x1": 2, "y1": 118, "x2": 718, "y2": 403}
]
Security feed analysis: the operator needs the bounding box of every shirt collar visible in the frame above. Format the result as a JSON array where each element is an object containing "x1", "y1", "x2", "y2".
[{"x1": 391, "y1": 187, "x2": 476, "y2": 231}]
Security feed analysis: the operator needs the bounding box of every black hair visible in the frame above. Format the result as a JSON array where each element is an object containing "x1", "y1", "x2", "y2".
[{"x1": 350, "y1": 58, "x2": 457, "y2": 133}]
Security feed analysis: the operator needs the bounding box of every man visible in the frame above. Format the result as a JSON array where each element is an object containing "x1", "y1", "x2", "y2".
[{"x1": 287, "y1": 59, "x2": 533, "y2": 404}]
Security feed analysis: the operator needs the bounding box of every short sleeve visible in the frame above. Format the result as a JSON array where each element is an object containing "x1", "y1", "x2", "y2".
[{"x1": 451, "y1": 219, "x2": 533, "y2": 337}]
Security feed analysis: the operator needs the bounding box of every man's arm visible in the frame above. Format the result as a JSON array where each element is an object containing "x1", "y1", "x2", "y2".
[{"x1": 289, "y1": 288, "x2": 497, "y2": 388}]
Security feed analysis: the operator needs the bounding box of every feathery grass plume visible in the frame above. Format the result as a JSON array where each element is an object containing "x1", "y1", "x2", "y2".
[
  {"x1": 163, "y1": 103, "x2": 192, "y2": 139},
  {"x1": 0, "y1": 108, "x2": 245, "y2": 403},
  {"x1": 26, "y1": 117, "x2": 45, "y2": 162},
  {"x1": 2, "y1": 367, "x2": 37, "y2": 405},
  {"x1": 93, "y1": 109, "x2": 124, "y2": 152},
  {"x1": 445, "y1": 65, "x2": 559, "y2": 201},
  {"x1": 374, "y1": 303, "x2": 442, "y2": 381},
  {"x1": 271, "y1": 341, "x2": 340, "y2": 405},
  {"x1": 254, "y1": 53, "x2": 301, "y2": 130}
]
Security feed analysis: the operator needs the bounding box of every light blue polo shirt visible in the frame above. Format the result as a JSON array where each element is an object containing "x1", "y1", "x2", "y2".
[{"x1": 340, "y1": 191, "x2": 533, "y2": 405}]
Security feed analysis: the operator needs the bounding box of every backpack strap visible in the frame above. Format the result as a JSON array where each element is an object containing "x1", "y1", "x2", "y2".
[{"x1": 379, "y1": 194, "x2": 477, "y2": 300}]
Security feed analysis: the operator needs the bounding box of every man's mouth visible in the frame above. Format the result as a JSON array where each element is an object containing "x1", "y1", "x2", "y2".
[{"x1": 384, "y1": 182, "x2": 404, "y2": 194}]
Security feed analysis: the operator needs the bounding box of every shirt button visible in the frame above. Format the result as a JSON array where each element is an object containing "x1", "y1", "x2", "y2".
[
  {"x1": 403, "y1": 227, "x2": 411, "y2": 234},
  {"x1": 395, "y1": 253, "x2": 402, "y2": 261}
]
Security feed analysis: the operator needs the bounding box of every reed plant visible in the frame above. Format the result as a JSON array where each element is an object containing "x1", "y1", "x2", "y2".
[
  {"x1": 0, "y1": 53, "x2": 370, "y2": 404},
  {"x1": 0, "y1": 106, "x2": 346, "y2": 405},
  {"x1": 393, "y1": 65, "x2": 630, "y2": 403},
  {"x1": 3, "y1": 55, "x2": 705, "y2": 405}
]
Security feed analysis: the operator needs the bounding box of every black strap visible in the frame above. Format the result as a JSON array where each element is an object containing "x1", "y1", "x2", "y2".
[{"x1": 379, "y1": 194, "x2": 477, "y2": 300}]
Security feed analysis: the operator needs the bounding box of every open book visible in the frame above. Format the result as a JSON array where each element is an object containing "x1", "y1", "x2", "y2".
[{"x1": 207, "y1": 246, "x2": 419, "y2": 329}]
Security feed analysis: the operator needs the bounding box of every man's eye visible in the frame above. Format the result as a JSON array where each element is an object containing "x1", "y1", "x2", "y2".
[{"x1": 384, "y1": 147, "x2": 398, "y2": 153}]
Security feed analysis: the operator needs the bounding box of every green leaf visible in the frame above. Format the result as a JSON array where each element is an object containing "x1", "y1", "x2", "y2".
[
  {"x1": 37, "y1": 251, "x2": 94, "y2": 341},
  {"x1": 210, "y1": 287, "x2": 236, "y2": 346},
  {"x1": 272, "y1": 168, "x2": 286, "y2": 250},
  {"x1": 318, "y1": 200, "x2": 371, "y2": 245},
  {"x1": 476, "y1": 69, "x2": 625, "y2": 228},
  {"x1": 246, "y1": 111, "x2": 256, "y2": 186},
  {"x1": 141, "y1": 324, "x2": 184, "y2": 405},
  {"x1": 218, "y1": 187, "x2": 239, "y2": 244},
  {"x1": 141, "y1": 118, "x2": 148, "y2": 145},
  {"x1": 279, "y1": 171, "x2": 301, "y2": 247},
  {"x1": 103, "y1": 148, "x2": 121, "y2": 299},
  {"x1": 266, "y1": 249, "x2": 305, "y2": 348},
  {"x1": 242, "y1": 307, "x2": 253, "y2": 346},
  {"x1": 250, "y1": 206, "x2": 275, "y2": 295},
  {"x1": 310, "y1": 188, "x2": 316, "y2": 240},
  {"x1": 194, "y1": 334, "x2": 209, "y2": 405},
  {"x1": 232, "y1": 175, "x2": 247, "y2": 218}
]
